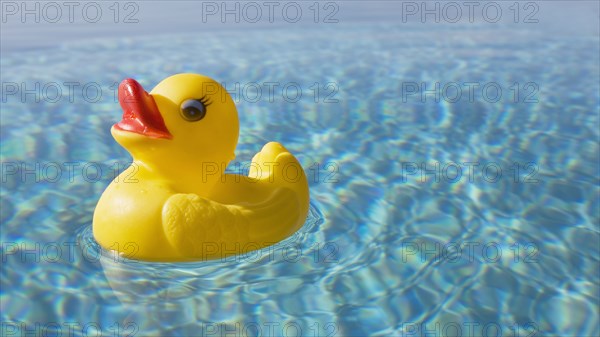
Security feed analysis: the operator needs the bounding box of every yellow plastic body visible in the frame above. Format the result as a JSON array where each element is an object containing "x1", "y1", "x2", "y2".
[{"x1": 92, "y1": 74, "x2": 309, "y2": 261}]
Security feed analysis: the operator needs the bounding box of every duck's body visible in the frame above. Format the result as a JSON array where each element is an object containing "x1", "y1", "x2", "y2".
[{"x1": 93, "y1": 74, "x2": 309, "y2": 261}]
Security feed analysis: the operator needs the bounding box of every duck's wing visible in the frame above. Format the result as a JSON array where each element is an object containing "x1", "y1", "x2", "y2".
[
  {"x1": 162, "y1": 187, "x2": 304, "y2": 260},
  {"x1": 162, "y1": 194, "x2": 249, "y2": 259}
]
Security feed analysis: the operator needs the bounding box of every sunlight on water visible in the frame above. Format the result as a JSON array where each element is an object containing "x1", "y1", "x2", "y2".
[{"x1": 1, "y1": 23, "x2": 599, "y2": 337}]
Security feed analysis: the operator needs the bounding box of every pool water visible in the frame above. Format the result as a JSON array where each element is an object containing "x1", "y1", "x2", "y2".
[{"x1": 1, "y1": 22, "x2": 599, "y2": 337}]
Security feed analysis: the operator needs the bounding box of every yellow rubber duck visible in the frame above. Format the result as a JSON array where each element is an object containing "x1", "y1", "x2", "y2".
[{"x1": 93, "y1": 74, "x2": 309, "y2": 262}]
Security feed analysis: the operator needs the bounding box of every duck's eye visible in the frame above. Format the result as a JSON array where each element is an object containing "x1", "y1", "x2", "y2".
[{"x1": 180, "y1": 98, "x2": 210, "y2": 122}]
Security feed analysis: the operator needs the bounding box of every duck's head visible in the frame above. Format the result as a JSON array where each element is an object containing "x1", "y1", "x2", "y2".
[{"x1": 111, "y1": 73, "x2": 239, "y2": 183}]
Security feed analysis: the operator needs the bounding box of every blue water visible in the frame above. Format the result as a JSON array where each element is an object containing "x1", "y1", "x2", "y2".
[{"x1": 1, "y1": 12, "x2": 599, "y2": 337}]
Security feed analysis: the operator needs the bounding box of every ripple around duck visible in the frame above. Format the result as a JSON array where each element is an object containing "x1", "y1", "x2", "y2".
[{"x1": 75, "y1": 202, "x2": 324, "y2": 304}]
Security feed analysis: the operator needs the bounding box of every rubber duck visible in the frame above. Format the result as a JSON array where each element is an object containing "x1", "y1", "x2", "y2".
[{"x1": 93, "y1": 74, "x2": 309, "y2": 261}]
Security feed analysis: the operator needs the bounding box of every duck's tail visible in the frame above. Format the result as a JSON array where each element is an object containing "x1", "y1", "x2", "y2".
[{"x1": 244, "y1": 141, "x2": 310, "y2": 241}]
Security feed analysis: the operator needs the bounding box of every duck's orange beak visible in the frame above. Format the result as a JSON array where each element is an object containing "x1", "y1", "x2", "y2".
[{"x1": 114, "y1": 78, "x2": 172, "y2": 139}]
